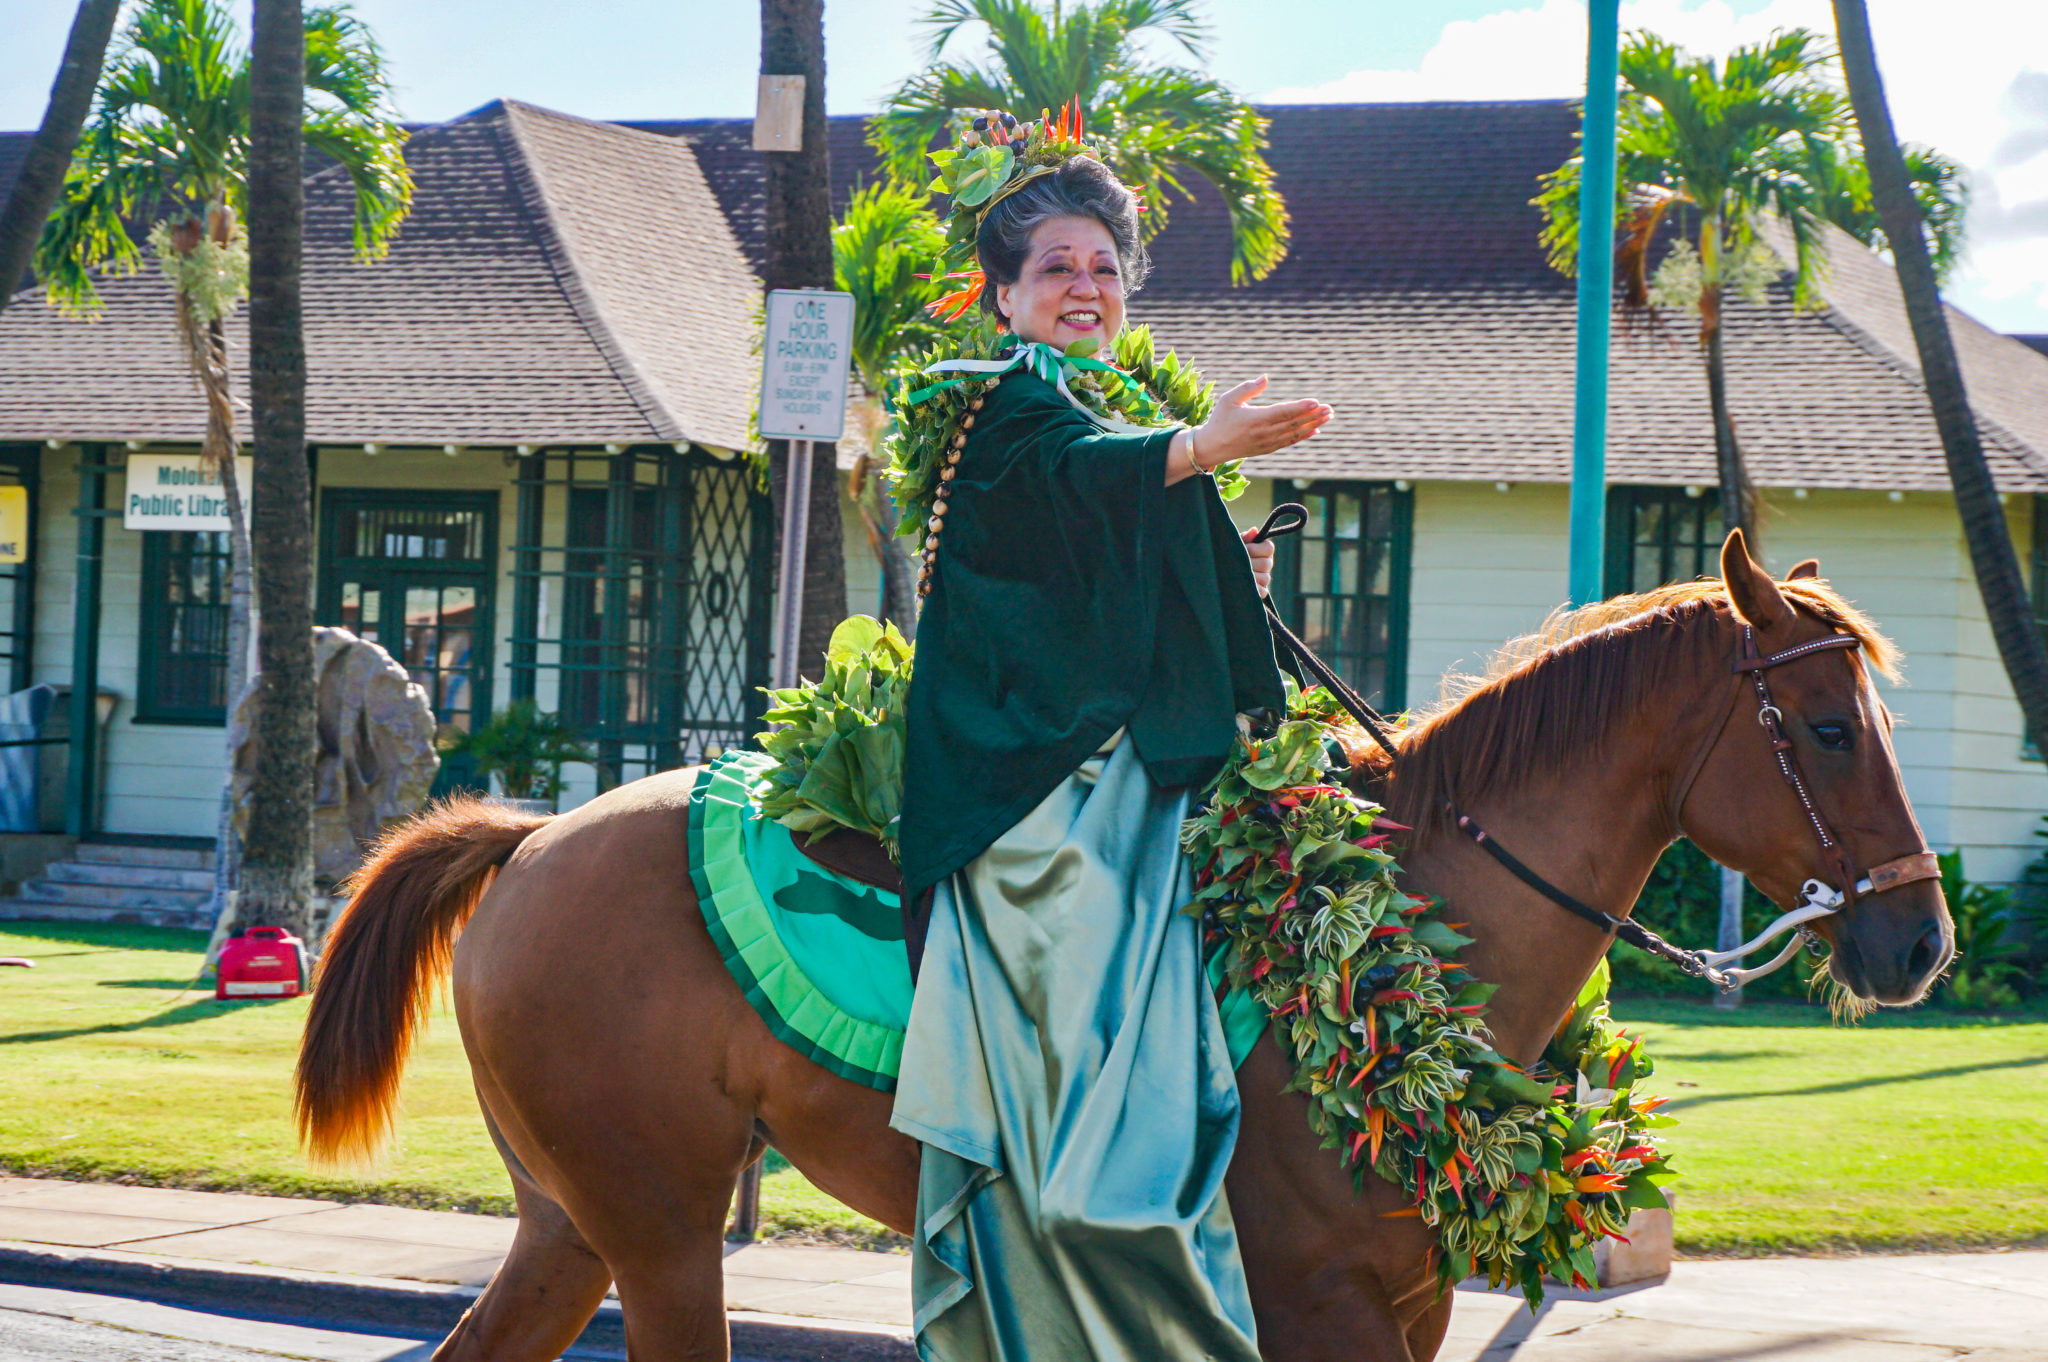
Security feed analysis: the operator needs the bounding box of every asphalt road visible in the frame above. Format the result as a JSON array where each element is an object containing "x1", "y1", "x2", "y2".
[
  {"x1": 0, "y1": 1282, "x2": 481, "y2": 1362},
  {"x1": 0, "y1": 1281, "x2": 904, "y2": 1362}
]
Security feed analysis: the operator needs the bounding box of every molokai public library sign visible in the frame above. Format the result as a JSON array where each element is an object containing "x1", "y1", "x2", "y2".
[{"x1": 124, "y1": 454, "x2": 253, "y2": 532}]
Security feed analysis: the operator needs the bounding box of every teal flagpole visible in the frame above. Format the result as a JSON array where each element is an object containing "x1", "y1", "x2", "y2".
[{"x1": 1568, "y1": 0, "x2": 1621, "y2": 606}]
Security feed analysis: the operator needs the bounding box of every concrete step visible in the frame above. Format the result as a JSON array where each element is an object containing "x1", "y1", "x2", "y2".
[
  {"x1": 41, "y1": 860, "x2": 216, "y2": 891},
  {"x1": 74, "y1": 842, "x2": 215, "y2": 871},
  {"x1": 16, "y1": 877, "x2": 211, "y2": 911},
  {"x1": 0, "y1": 897, "x2": 210, "y2": 929}
]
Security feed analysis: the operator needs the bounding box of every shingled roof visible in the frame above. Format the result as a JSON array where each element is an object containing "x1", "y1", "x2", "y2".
[
  {"x1": 5, "y1": 98, "x2": 2047, "y2": 488},
  {"x1": 654, "y1": 101, "x2": 2048, "y2": 492},
  {"x1": 0, "y1": 99, "x2": 759, "y2": 450},
  {"x1": 1122, "y1": 100, "x2": 2048, "y2": 492}
]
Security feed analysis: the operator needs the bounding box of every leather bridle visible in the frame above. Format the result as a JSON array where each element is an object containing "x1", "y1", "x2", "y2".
[{"x1": 1249, "y1": 504, "x2": 1940, "y2": 993}]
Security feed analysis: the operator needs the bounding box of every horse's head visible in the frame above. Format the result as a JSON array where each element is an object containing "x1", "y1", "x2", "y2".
[{"x1": 1681, "y1": 531, "x2": 1953, "y2": 1005}]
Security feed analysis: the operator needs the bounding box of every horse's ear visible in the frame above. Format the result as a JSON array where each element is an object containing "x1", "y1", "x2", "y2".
[
  {"x1": 1721, "y1": 529, "x2": 1794, "y2": 630},
  {"x1": 1787, "y1": 559, "x2": 1821, "y2": 581}
]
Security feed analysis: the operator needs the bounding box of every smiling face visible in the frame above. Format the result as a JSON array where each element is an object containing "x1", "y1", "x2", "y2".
[{"x1": 993, "y1": 214, "x2": 1126, "y2": 352}]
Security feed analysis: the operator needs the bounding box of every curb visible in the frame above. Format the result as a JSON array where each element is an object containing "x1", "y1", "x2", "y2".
[{"x1": 0, "y1": 1243, "x2": 915, "y2": 1360}]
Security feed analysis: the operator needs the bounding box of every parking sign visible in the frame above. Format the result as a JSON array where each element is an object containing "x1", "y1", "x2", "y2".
[{"x1": 759, "y1": 289, "x2": 854, "y2": 442}]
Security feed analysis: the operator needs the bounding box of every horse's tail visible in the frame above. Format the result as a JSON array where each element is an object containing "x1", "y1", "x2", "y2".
[{"x1": 296, "y1": 796, "x2": 550, "y2": 1164}]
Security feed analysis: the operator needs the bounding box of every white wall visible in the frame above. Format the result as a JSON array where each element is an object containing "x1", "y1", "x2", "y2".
[
  {"x1": 30, "y1": 444, "x2": 530, "y2": 836},
  {"x1": 34, "y1": 447, "x2": 229, "y2": 837}
]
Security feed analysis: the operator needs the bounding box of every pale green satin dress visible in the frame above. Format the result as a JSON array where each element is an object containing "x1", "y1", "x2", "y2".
[{"x1": 889, "y1": 735, "x2": 1261, "y2": 1362}]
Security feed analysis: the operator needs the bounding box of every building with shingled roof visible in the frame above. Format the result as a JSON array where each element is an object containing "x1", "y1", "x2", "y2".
[{"x1": 3, "y1": 97, "x2": 2048, "y2": 923}]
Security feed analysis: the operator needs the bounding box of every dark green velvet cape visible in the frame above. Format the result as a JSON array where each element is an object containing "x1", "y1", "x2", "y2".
[{"x1": 899, "y1": 370, "x2": 1286, "y2": 903}]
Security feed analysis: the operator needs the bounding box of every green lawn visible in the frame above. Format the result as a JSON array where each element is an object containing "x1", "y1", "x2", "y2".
[
  {"x1": 1611, "y1": 996, "x2": 2048, "y2": 1255},
  {"x1": 3, "y1": 921, "x2": 2042, "y2": 1256},
  {"x1": 0, "y1": 920, "x2": 894, "y2": 1246}
]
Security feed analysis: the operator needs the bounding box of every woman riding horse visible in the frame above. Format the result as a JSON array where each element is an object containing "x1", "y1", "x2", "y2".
[{"x1": 892, "y1": 134, "x2": 1329, "y2": 1358}]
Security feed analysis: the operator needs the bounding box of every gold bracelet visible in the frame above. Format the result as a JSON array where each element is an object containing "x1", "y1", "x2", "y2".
[{"x1": 1183, "y1": 427, "x2": 1203, "y2": 476}]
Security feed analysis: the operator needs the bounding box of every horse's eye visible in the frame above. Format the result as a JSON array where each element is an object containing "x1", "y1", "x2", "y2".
[{"x1": 1809, "y1": 721, "x2": 1853, "y2": 751}]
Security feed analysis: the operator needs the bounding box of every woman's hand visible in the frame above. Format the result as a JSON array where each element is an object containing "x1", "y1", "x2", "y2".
[
  {"x1": 1194, "y1": 377, "x2": 1331, "y2": 466},
  {"x1": 1241, "y1": 528, "x2": 1275, "y2": 596}
]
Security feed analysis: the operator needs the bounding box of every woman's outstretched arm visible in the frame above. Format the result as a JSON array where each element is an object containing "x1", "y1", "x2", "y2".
[{"x1": 1164, "y1": 376, "x2": 1332, "y2": 487}]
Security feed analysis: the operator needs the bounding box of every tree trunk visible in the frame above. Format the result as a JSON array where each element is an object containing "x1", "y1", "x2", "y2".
[
  {"x1": 874, "y1": 483, "x2": 919, "y2": 633},
  {"x1": 1703, "y1": 316, "x2": 1755, "y2": 545},
  {"x1": 196, "y1": 314, "x2": 251, "y2": 960},
  {"x1": 1833, "y1": 0, "x2": 2048, "y2": 745},
  {"x1": 761, "y1": 0, "x2": 845, "y2": 677},
  {"x1": 0, "y1": 0, "x2": 120, "y2": 314},
  {"x1": 242, "y1": 0, "x2": 319, "y2": 944},
  {"x1": 1699, "y1": 222, "x2": 1756, "y2": 544}
]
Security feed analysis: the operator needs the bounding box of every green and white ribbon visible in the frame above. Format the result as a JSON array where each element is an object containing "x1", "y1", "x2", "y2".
[{"x1": 902, "y1": 340, "x2": 1166, "y2": 434}]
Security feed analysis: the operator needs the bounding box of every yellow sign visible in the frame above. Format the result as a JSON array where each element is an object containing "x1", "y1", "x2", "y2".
[{"x1": 0, "y1": 486, "x2": 25, "y2": 565}]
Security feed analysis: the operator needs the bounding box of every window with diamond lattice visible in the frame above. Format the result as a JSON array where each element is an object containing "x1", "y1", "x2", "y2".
[
  {"x1": 138, "y1": 530, "x2": 232, "y2": 723},
  {"x1": 1269, "y1": 481, "x2": 1412, "y2": 711},
  {"x1": 1605, "y1": 486, "x2": 1724, "y2": 596},
  {"x1": 0, "y1": 446, "x2": 33, "y2": 693},
  {"x1": 510, "y1": 447, "x2": 772, "y2": 789}
]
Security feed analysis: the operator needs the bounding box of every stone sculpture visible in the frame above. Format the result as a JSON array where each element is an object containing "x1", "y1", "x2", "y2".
[{"x1": 230, "y1": 627, "x2": 439, "y2": 882}]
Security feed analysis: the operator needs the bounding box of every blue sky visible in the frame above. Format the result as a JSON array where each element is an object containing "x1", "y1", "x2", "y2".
[{"x1": 4, "y1": 0, "x2": 2043, "y2": 330}]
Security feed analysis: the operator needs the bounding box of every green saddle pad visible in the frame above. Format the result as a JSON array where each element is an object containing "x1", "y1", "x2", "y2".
[{"x1": 687, "y1": 751, "x2": 1268, "y2": 1094}]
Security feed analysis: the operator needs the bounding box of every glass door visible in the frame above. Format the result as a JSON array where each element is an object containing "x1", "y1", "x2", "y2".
[{"x1": 319, "y1": 490, "x2": 497, "y2": 794}]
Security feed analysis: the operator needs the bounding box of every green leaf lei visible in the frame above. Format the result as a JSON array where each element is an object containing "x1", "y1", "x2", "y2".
[
  {"x1": 883, "y1": 322, "x2": 1246, "y2": 540},
  {"x1": 1186, "y1": 685, "x2": 1676, "y2": 1306},
  {"x1": 756, "y1": 617, "x2": 913, "y2": 856}
]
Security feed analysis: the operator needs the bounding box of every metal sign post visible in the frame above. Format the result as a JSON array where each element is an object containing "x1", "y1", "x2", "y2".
[
  {"x1": 773, "y1": 438, "x2": 813, "y2": 689},
  {"x1": 758, "y1": 288, "x2": 855, "y2": 688},
  {"x1": 733, "y1": 289, "x2": 854, "y2": 1243}
]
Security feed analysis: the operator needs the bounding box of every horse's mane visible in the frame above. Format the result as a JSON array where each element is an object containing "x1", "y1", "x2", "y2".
[{"x1": 1365, "y1": 576, "x2": 1899, "y2": 846}]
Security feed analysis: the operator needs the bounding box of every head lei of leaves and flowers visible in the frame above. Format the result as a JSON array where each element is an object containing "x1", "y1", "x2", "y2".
[{"x1": 881, "y1": 100, "x2": 1238, "y2": 541}]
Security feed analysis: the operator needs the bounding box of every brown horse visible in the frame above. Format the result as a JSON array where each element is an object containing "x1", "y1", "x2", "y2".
[{"x1": 298, "y1": 533, "x2": 1951, "y2": 1362}]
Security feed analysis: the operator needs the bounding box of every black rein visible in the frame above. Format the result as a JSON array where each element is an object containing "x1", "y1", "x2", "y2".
[{"x1": 1248, "y1": 503, "x2": 1722, "y2": 981}]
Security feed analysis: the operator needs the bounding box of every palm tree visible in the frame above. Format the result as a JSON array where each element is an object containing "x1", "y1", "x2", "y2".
[
  {"x1": 0, "y1": 0, "x2": 122, "y2": 317},
  {"x1": 1830, "y1": 0, "x2": 2048, "y2": 746},
  {"x1": 833, "y1": 181, "x2": 950, "y2": 630},
  {"x1": 760, "y1": 0, "x2": 846, "y2": 681},
  {"x1": 243, "y1": 0, "x2": 317, "y2": 940},
  {"x1": 33, "y1": 0, "x2": 409, "y2": 934},
  {"x1": 1536, "y1": 29, "x2": 1855, "y2": 544},
  {"x1": 872, "y1": 0, "x2": 1288, "y2": 285},
  {"x1": 1806, "y1": 136, "x2": 1969, "y2": 283}
]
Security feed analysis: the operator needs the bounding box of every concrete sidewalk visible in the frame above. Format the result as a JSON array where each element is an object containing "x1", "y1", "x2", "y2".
[{"x1": 2, "y1": 1177, "x2": 2044, "y2": 1359}]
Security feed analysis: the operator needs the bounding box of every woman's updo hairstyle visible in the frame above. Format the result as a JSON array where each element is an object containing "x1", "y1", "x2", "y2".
[{"x1": 976, "y1": 155, "x2": 1148, "y2": 326}]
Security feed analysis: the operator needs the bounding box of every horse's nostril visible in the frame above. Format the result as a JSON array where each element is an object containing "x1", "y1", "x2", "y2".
[{"x1": 1906, "y1": 920, "x2": 1946, "y2": 983}]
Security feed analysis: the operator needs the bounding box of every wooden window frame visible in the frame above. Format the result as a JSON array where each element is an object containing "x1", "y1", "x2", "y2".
[
  {"x1": 1269, "y1": 479, "x2": 1413, "y2": 712},
  {"x1": 0, "y1": 445, "x2": 35, "y2": 693},
  {"x1": 1605, "y1": 485, "x2": 1725, "y2": 598},
  {"x1": 136, "y1": 528, "x2": 234, "y2": 725}
]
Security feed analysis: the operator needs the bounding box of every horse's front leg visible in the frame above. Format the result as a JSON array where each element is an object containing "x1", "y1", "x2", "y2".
[{"x1": 1230, "y1": 1039, "x2": 1449, "y2": 1361}]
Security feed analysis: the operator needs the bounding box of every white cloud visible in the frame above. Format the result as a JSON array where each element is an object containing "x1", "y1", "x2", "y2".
[{"x1": 1263, "y1": 0, "x2": 2048, "y2": 332}]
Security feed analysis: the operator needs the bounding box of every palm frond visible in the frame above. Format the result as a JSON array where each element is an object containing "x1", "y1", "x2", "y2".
[
  {"x1": 877, "y1": 0, "x2": 1286, "y2": 283},
  {"x1": 1105, "y1": 78, "x2": 1287, "y2": 282},
  {"x1": 32, "y1": 0, "x2": 413, "y2": 310},
  {"x1": 1096, "y1": 0, "x2": 1208, "y2": 59},
  {"x1": 833, "y1": 180, "x2": 951, "y2": 391},
  {"x1": 871, "y1": 63, "x2": 1017, "y2": 184},
  {"x1": 1543, "y1": 24, "x2": 1957, "y2": 323},
  {"x1": 304, "y1": 114, "x2": 412, "y2": 260}
]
